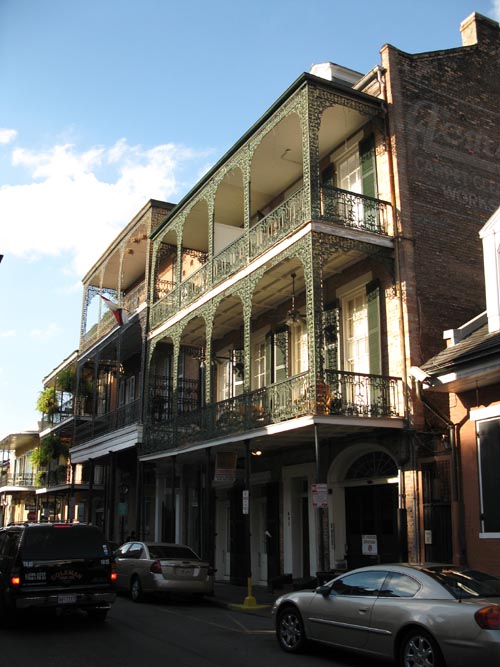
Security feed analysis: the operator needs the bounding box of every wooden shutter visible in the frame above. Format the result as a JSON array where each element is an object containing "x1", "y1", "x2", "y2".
[
  {"x1": 359, "y1": 135, "x2": 376, "y2": 199},
  {"x1": 366, "y1": 280, "x2": 381, "y2": 375}
]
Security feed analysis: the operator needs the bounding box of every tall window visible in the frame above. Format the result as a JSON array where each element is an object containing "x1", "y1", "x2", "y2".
[
  {"x1": 337, "y1": 149, "x2": 362, "y2": 194},
  {"x1": 253, "y1": 340, "x2": 266, "y2": 390},
  {"x1": 343, "y1": 288, "x2": 369, "y2": 374},
  {"x1": 291, "y1": 321, "x2": 308, "y2": 376}
]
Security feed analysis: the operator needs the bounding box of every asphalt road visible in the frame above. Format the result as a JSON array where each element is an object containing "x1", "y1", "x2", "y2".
[{"x1": 0, "y1": 595, "x2": 368, "y2": 667}]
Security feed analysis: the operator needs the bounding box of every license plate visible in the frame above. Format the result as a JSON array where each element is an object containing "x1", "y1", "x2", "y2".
[
  {"x1": 176, "y1": 568, "x2": 193, "y2": 577},
  {"x1": 57, "y1": 593, "x2": 77, "y2": 604}
]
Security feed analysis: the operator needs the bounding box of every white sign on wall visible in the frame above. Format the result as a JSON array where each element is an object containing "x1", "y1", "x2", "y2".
[{"x1": 362, "y1": 534, "x2": 378, "y2": 556}]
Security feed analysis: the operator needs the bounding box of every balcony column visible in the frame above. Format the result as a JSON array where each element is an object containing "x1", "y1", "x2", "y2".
[
  {"x1": 205, "y1": 319, "x2": 213, "y2": 407},
  {"x1": 107, "y1": 451, "x2": 116, "y2": 541},
  {"x1": 303, "y1": 247, "x2": 326, "y2": 410},
  {"x1": 304, "y1": 89, "x2": 322, "y2": 222},
  {"x1": 242, "y1": 153, "x2": 251, "y2": 264},
  {"x1": 117, "y1": 246, "x2": 125, "y2": 305},
  {"x1": 207, "y1": 197, "x2": 215, "y2": 288},
  {"x1": 172, "y1": 337, "x2": 181, "y2": 426},
  {"x1": 87, "y1": 458, "x2": 94, "y2": 524},
  {"x1": 175, "y1": 232, "x2": 183, "y2": 296},
  {"x1": 242, "y1": 297, "x2": 252, "y2": 394}
]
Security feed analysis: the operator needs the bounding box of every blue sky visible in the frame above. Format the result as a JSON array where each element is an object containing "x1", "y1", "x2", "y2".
[{"x1": 1, "y1": 0, "x2": 498, "y2": 440}]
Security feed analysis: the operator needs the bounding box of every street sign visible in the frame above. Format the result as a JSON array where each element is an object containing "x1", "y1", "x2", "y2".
[
  {"x1": 242, "y1": 489, "x2": 249, "y2": 515},
  {"x1": 312, "y1": 483, "x2": 328, "y2": 508}
]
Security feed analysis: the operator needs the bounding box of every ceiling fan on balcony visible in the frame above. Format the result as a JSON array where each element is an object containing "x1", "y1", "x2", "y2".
[{"x1": 286, "y1": 273, "x2": 306, "y2": 327}]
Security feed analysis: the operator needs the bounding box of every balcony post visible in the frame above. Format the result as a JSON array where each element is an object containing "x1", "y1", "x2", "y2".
[{"x1": 314, "y1": 424, "x2": 326, "y2": 573}]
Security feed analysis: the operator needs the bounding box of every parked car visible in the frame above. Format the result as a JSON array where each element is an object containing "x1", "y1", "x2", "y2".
[
  {"x1": 272, "y1": 564, "x2": 500, "y2": 666},
  {"x1": 0, "y1": 523, "x2": 116, "y2": 624},
  {"x1": 114, "y1": 541, "x2": 215, "y2": 601}
]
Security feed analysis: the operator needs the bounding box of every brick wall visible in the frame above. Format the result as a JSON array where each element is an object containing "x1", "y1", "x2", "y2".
[{"x1": 382, "y1": 14, "x2": 500, "y2": 377}]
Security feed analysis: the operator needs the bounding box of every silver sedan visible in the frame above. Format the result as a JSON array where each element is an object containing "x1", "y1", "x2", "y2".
[
  {"x1": 114, "y1": 541, "x2": 215, "y2": 602},
  {"x1": 272, "y1": 564, "x2": 500, "y2": 667}
]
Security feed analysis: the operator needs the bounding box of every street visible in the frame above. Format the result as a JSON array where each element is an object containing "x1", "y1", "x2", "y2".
[{"x1": 0, "y1": 595, "x2": 369, "y2": 667}]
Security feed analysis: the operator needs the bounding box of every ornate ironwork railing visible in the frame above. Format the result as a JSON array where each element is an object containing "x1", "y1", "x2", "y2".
[
  {"x1": 324, "y1": 369, "x2": 404, "y2": 418},
  {"x1": 320, "y1": 186, "x2": 391, "y2": 235},
  {"x1": 46, "y1": 464, "x2": 72, "y2": 487},
  {"x1": 179, "y1": 263, "x2": 209, "y2": 305},
  {"x1": 150, "y1": 183, "x2": 392, "y2": 329},
  {"x1": 144, "y1": 370, "x2": 404, "y2": 453},
  {"x1": 74, "y1": 399, "x2": 141, "y2": 444},
  {"x1": 156, "y1": 279, "x2": 175, "y2": 300},
  {"x1": 41, "y1": 396, "x2": 74, "y2": 430},
  {"x1": 249, "y1": 186, "x2": 306, "y2": 257},
  {"x1": 123, "y1": 281, "x2": 146, "y2": 313},
  {"x1": 81, "y1": 310, "x2": 116, "y2": 351},
  {"x1": 213, "y1": 234, "x2": 247, "y2": 283},
  {"x1": 0, "y1": 473, "x2": 35, "y2": 487}
]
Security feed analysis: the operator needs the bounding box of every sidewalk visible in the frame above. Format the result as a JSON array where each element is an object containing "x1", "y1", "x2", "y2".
[{"x1": 207, "y1": 582, "x2": 284, "y2": 616}]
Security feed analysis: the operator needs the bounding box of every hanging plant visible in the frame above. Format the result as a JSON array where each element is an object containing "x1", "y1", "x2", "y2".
[
  {"x1": 36, "y1": 387, "x2": 59, "y2": 415},
  {"x1": 57, "y1": 368, "x2": 75, "y2": 394},
  {"x1": 31, "y1": 441, "x2": 50, "y2": 468},
  {"x1": 42, "y1": 434, "x2": 68, "y2": 460},
  {"x1": 35, "y1": 470, "x2": 47, "y2": 487}
]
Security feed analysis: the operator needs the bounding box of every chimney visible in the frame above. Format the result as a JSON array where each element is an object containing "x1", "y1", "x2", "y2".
[{"x1": 460, "y1": 12, "x2": 500, "y2": 48}]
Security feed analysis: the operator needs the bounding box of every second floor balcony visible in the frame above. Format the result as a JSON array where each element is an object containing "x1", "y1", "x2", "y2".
[
  {"x1": 145, "y1": 369, "x2": 404, "y2": 453},
  {"x1": 74, "y1": 398, "x2": 141, "y2": 444},
  {"x1": 0, "y1": 472, "x2": 35, "y2": 489}
]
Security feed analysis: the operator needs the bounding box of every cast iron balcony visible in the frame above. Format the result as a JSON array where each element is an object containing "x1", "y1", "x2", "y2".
[{"x1": 145, "y1": 369, "x2": 404, "y2": 452}]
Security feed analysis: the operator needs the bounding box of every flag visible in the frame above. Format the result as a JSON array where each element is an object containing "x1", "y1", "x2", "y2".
[{"x1": 100, "y1": 296, "x2": 130, "y2": 326}]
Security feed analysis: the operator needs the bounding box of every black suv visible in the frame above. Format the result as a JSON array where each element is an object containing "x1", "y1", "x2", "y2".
[{"x1": 0, "y1": 523, "x2": 116, "y2": 623}]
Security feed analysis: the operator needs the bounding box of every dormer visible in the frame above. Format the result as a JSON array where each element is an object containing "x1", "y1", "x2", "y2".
[{"x1": 479, "y1": 205, "x2": 500, "y2": 334}]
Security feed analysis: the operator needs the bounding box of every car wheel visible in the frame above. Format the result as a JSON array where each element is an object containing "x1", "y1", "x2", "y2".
[
  {"x1": 399, "y1": 628, "x2": 444, "y2": 667},
  {"x1": 130, "y1": 576, "x2": 144, "y2": 603},
  {"x1": 87, "y1": 609, "x2": 108, "y2": 623},
  {"x1": 276, "y1": 606, "x2": 307, "y2": 653}
]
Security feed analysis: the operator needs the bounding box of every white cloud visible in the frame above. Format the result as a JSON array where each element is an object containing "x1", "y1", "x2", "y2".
[
  {"x1": 0, "y1": 137, "x2": 212, "y2": 277},
  {"x1": 492, "y1": 1, "x2": 500, "y2": 21},
  {"x1": 29, "y1": 322, "x2": 63, "y2": 341},
  {"x1": 0, "y1": 129, "x2": 17, "y2": 145},
  {"x1": 0, "y1": 330, "x2": 16, "y2": 338}
]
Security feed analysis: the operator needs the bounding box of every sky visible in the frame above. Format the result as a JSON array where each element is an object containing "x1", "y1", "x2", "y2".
[{"x1": 1, "y1": 0, "x2": 499, "y2": 440}]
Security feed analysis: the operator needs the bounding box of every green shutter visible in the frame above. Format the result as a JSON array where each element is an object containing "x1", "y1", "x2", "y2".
[
  {"x1": 359, "y1": 135, "x2": 376, "y2": 199},
  {"x1": 366, "y1": 281, "x2": 381, "y2": 375}
]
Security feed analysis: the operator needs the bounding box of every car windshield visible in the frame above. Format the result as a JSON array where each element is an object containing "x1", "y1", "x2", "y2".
[
  {"x1": 21, "y1": 525, "x2": 109, "y2": 560},
  {"x1": 148, "y1": 545, "x2": 198, "y2": 560},
  {"x1": 423, "y1": 566, "x2": 500, "y2": 599}
]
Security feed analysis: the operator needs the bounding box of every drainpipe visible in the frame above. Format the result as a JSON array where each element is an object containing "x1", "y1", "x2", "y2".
[{"x1": 413, "y1": 379, "x2": 464, "y2": 565}]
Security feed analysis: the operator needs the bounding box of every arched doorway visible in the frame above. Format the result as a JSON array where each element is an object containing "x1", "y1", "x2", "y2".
[
  {"x1": 328, "y1": 448, "x2": 400, "y2": 571},
  {"x1": 343, "y1": 451, "x2": 399, "y2": 569}
]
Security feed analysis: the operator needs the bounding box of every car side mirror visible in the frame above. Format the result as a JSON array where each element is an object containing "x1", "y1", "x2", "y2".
[{"x1": 316, "y1": 584, "x2": 331, "y2": 596}]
